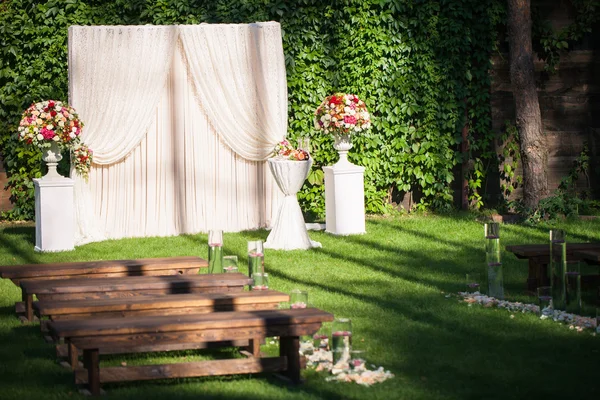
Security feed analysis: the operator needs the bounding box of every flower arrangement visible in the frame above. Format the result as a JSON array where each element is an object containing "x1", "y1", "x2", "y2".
[
  {"x1": 18, "y1": 100, "x2": 83, "y2": 148},
  {"x1": 314, "y1": 93, "x2": 371, "y2": 136},
  {"x1": 18, "y1": 100, "x2": 92, "y2": 179},
  {"x1": 271, "y1": 140, "x2": 309, "y2": 161},
  {"x1": 72, "y1": 143, "x2": 94, "y2": 181}
]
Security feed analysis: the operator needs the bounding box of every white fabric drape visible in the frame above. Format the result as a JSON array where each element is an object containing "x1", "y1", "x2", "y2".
[
  {"x1": 179, "y1": 23, "x2": 287, "y2": 161},
  {"x1": 68, "y1": 24, "x2": 287, "y2": 245}
]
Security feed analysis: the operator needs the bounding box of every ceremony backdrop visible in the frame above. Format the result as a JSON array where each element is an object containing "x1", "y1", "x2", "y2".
[{"x1": 69, "y1": 23, "x2": 287, "y2": 244}]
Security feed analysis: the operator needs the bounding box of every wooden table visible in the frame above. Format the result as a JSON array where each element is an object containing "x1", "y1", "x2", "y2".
[
  {"x1": 505, "y1": 243, "x2": 600, "y2": 291},
  {"x1": 20, "y1": 273, "x2": 252, "y2": 322}
]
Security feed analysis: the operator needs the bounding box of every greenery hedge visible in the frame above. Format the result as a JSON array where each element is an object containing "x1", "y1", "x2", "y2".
[{"x1": 0, "y1": 0, "x2": 504, "y2": 220}]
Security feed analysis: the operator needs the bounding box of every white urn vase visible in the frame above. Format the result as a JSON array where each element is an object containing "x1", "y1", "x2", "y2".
[
  {"x1": 333, "y1": 133, "x2": 353, "y2": 166},
  {"x1": 41, "y1": 141, "x2": 63, "y2": 179}
]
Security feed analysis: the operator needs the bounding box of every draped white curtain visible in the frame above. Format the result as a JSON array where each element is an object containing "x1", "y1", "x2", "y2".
[{"x1": 68, "y1": 23, "x2": 287, "y2": 245}]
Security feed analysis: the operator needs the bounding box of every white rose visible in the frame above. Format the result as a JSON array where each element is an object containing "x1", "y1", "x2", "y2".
[
  {"x1": 46, "y1": 125, "x2": 53, "y2": 130},
  {"x1": 344, "y1": 106, "x2": 351, "y2": 113},
  {"x1": 58, "y1": 121, "x2": 64, "y2": 127},
  {"x1": 330, "y1": 103, "x2": 336, "y2": 109},
  {"x1": 345, "y1": 99, "x2": 351, "y2": 105},
  {"x1": 55, "y1": 105, "x2": 62, "y2": 111},
  {"x1": 331, "y1": 117, "x2": 337, "y2": 122},
  {"x1": 36, "y1": 134, "x2": 43, "y2": 141},
  {"x1": 363, "y1": 112, "x2": 370, "y2": 119},
  {"x1": 36, "y1": 118, "x2": 43, "y2": 125},
  {"x1": 324, "y1": 114, "x2": 331, "y2": 120},
  {"x1": 52, "y1": 135, "x2": 60, "y2": 141},
  {"x1": 72, "y1": 127, "x2": 77, "y2": 132},
  {"x1": 323, "y1": 121, "x2": 329, "y2": 128},
  {"x1": 314, "y1": 119, "x2": 320, "y2": 129},
  {"x1": 69, "y1": 132, "x2": 76, "y2": 139}
]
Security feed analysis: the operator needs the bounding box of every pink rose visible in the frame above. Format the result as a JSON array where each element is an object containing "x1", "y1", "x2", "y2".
[
  {"x1": 344, "y1": 115, "x2": 357, "y2": 125},
  {"x1": 40, "y1": 127, "x2": 55, "y2": 140}
]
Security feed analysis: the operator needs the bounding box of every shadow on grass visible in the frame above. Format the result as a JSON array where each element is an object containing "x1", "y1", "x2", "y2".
[{"x1": 0, "y1": 225, "x2": 38, "y2": 264}]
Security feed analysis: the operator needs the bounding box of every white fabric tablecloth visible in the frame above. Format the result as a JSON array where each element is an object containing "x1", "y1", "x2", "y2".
[{"x1": 264, "y1": 158, "x2": 321, "y2": 250}]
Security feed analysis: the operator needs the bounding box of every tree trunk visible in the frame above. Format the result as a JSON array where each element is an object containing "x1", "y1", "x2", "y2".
[{"x1": 507, "y1": 0, "x2": 548, "y2": 208}]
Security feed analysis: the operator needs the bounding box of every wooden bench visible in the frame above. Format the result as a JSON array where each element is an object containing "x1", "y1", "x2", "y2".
[
  {"x1": 36, "y1": 290, "x2": 290, "y2": 359},
  {"x1": 48, "y1": 308, "x2": 334, "y2": 395},
  {"x1": 0, "y1": 256, "x2": 207, "y2": 288},
  {"x1": 20, "y1": 273, "x2": 252, "y2": 322},
  {"x1": 505, "y1": 243, "x2": 600, "y2": 291}
]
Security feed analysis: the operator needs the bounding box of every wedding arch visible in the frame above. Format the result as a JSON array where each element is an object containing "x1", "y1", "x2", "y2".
[{"x1": 68, "y1": 23, "x2": 287, "y2": 245}]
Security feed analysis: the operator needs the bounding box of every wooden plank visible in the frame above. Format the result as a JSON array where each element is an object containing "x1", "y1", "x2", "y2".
[
  {"x1": 0, "y1": 256, "x2": 207, "y2": 280},
  {"x1": 574, "y1": 249, "x2": 600, "y2": 264},
  {"x1": 49, "y1": 309, "x2": 334, "y2": 338},
  {"x1": 46, "y1": 303, "x2": 279, "y2": 320},
  {"x1": 74, "y1": 357, "x2": 287, "y2": 384},
  {"x1": 35, "y1": 290, "x2": 289, "y2": 317},
  {"x1": 505, "y1": 243, "x2": 600, "y2": 258},
  {"x1": 56, "y1": 339, "x2": 251, "y2": 358},
  {"x1": 21, "y1": 273, "x2": 250, "y2": 295},
  {"x1": 67, "y1": 323, "x2": 324, "y2": 351}
]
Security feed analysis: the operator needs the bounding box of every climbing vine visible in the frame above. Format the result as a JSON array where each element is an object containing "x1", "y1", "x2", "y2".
[{"x1": 3, "y1": 0, "x2": 588, "y2": 220}]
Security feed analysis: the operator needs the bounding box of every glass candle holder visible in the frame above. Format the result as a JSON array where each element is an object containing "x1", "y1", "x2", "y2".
[
  {"x1": 290, "y1": 289, "x2": 308, "y2": 309},
  {"x1": 312, "y1": 323, "x2": 330, "y2": 351},
  {"x1": 549, "y1": 229, "x2": 566, "y2": 243},
  {"x1": 465, "y1": 272, "x2": 482, "y2": 294},
  {"x1": 537, "y1": 286, "x2": 552, "y2": 316},
  {"x1": 298, "y1": 137, "x2": 311, "y2": 154},
  {"x1": 223, "y1": 255, "x2": 238, "y2": 273},
  {"x1": 486, "y1": 251, "x2": 504, "y2": 300},
  {"x1": 565, "y1": 261, "x2": 581, "y2": 315},
  {"x1": 251, "y1": 272, "x2": 268, "y2": 290},
  {"x1": 349, "y1": 349, "x2": 367, "y2": 370},
  {"x1": 332, "y1": 318, "x2": 352, "y2": 365},
  {"x1": 551, "y1": 240, "x2": 567, "y2": 311},
  {"x1": 208, "y1": 230, "x2": 224, "y2": 274},
  {"x1": 247, "y1": 240, "x2": 264, "y2": 278},
  {"x1": 484, "y1": 222, "x2": 500, "y2": 239}
]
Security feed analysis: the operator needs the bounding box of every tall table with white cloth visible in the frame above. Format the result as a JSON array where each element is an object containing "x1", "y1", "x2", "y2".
[{"x1": 264, "y1": 159, "x2": 321, "y2": 250}]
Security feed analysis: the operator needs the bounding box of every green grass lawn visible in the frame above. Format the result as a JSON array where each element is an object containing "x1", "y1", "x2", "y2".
[{"x1": 1, "y1": 213, "x2": 599, "y2": 400}]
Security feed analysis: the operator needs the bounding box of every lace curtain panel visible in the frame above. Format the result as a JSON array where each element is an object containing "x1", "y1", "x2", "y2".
[{"x1": 68, "y1": 23, "x2": 287, "y2": 245}]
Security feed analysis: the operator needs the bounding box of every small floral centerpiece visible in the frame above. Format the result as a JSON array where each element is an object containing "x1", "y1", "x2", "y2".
[
  {"x1": 18, "y1": 100, "x2": 92, "y2": 179},
  {"x1": 314, "y1": 93, "x2": 371, "y2": 136},
  {"x1": 71, "y1": 143, "x2": 94, "y2": 181},
  {"x1": 271, "y1": 139, "x2": 309, "y2": 161}
]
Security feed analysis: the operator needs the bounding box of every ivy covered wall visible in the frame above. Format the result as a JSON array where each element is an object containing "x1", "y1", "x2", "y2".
[{"x1": 0, "y1": 0, "x2": 504, "y2": 220}]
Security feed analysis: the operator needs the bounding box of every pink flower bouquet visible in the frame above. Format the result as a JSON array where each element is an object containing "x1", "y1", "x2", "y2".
[
  {"x1": 18, "y1": 100, "x2": 83, "y2": 148},
  {"x1": 18, "y1": 100, "x2": 93, "y2": 179},
  {"x1": 314, "y1": 93, "x2": 371, "y2": 135}
]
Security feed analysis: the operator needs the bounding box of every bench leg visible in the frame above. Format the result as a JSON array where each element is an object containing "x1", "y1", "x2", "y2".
[
  {"x1": 279, "y1": 336, "x2": 301, "y2": 384},
  {"x1": 22, "y1": 292, "x2": 34, "y2": 322},
  {"x1": 249, "y1": 338, "x2": 261, "y2": 357},
  {"x1": 527, "y1": 258, "x2": 544, "y2": 292},
  {"x1": 83, "y1": 349, "x2": 100, "y2": 396},
  {"x1": 68, "y1": 342, "x2": 78, "y2": 370}
]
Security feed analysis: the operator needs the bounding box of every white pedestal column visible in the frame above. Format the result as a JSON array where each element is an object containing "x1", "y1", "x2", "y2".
[
  {"x1": 34, "y1": 175, "x2": 75, "y2": 252},
  {"x1": 323, "y1": 161, "x2": 366, "y2": 235}
]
